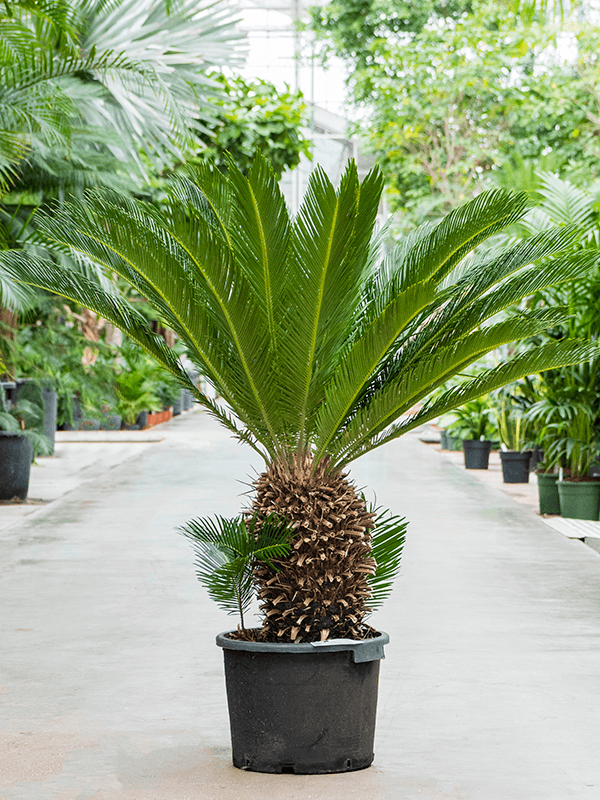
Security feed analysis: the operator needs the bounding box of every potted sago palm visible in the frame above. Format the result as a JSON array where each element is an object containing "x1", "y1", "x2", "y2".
[{"x1": 3, "y1": 154, "x2": 600, "y2": 773}]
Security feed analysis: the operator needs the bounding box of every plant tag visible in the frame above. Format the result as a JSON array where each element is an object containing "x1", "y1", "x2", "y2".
[{"x1": 310, "y1": 638, "x2": 356, "y2": 647}]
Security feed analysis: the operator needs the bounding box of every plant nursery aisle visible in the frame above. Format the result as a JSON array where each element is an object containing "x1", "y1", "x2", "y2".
[{"x1": 1, "y1": 410, "x2": 600, "y2": 800}]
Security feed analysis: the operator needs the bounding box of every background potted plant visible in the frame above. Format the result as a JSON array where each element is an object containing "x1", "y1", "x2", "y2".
[
  {"x1": 526, "y1": 362, "x2": 600, "y2": 514},
  {"x1": 525, "y1": 397, "x2": 566, "y2": 515},
  {"x1": 437, "y1": 414, "x2": 463, "y2": 450},
  {"x1": 493, "y1": 392, "x2": 534, "y2": 483},
  {"x1": 0, "y1": 389, "x2": 53, "y2": 501},
  {"x1": 115, "y1": 371, "x2": 160, "y2": 429},
  {"x1": 4, "y1": 154, "x2": 600, "y2": 772},
  {"x1": 444, "y1": 397, "x2": 497, "y2": 469},
  {"x1": 545, "y1": 405, "x2": 600, "y2": 520}
]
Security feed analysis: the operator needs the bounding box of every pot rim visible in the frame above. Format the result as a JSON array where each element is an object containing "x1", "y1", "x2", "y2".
[
  {"x1": 558, "y1": 477, "x2": 600, "y2": 485},
  {"x1": 216, "y1": 630, "x2": 389, "y2": 663},
  {"x1": 0, "y1": 430, "x2": 28, "y2": 439}
]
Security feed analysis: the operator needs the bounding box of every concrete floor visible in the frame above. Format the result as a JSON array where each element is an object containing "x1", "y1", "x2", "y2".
[{"x1": 2, "y1": 410, "x2": 600, "y2": 799}]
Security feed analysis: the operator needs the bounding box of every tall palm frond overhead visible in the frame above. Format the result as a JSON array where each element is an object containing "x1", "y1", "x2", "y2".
[
  {"x1": 3, "y1": 153, "x2": 600, "y2": 641},
  {"x1": 0, "y1": 0, "x2": 244, "y2": 185}
]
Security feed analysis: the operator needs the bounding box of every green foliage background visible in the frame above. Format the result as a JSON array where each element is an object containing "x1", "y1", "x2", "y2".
[{"x1": 310, "y1": 0, "x2": 600, "y2": 224}]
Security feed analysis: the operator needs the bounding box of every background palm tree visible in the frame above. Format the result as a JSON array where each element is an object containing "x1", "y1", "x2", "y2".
[
  {"x1": 3, "y1": 154, "x2": 600, "y2": 641},
  {"x1": 0, "y1": 0, "x2": 244, "y2": 362},
  {"x1": 0, "y1": 0, "x2": 244, "y2": 187}
]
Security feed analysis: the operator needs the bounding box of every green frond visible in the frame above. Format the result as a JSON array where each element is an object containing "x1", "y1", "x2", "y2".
[
  {"x1": 178, "y1": 514, "x2": 293, "y2": 626},
  {"x1": 169, "y1": 167, "x2": 233, "y2": 246},
  {"x1": 367, "y1": 506, "x2": 407, "y2": 610},
  {"x1": 0, "y1": 411, "x2": 20, "y2": 433},
  {"x1": 393, "y1": 188, "x2": 531, "y2": 289},
  {"x1": 326, "y1": 307, "x2": 580, "y2": 467},
  {"x1": 338, "y1": 339, "x2": 600, "y2": 467},
  {"x1": 226, "y1": 154, "x2": 291, "y2": 349},
  {"x1": 361, "y1": 231, "x2": 597, "y2": 399},
  {"x1": 536, "y1": 172, "x2": 595, "y2": 230},
  {"x1": 32, "y1": 191, "x2": 283, "y2": 452},
  {"x1": 0, "y1": 248, "x2": 267, "y2": 458},
  {"x1": 289, "y1": 162, "x2": 384, "y2": 445},
  {"x1": 313, "y1": 277, "x2": 439, "y2": 462},
  {"x1": 4, "y1": 153, "x2": 600, "y2": 474}
]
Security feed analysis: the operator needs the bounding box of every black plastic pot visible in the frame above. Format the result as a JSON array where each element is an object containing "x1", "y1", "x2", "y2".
[
  {"x1": 135, "y1": 410, "x2": 149, "y2": 429},
  {"x1": 500, "y1": 450, "x2": 532, "y2": 483},
  {"x1": 1, "y1": 381, "x2": 16, "y2": 408},
  {"x1": 42, "y1": 387, "x2": 57, "y2": 454},
  {"x1": 100, "y1": 414, "x2": 122, "y2": 431},
  {"x1": 172, "y1": 396, "x2": 182, "y2": 416},
  {"x1": 529, "y1": 445, "x2": 544, "y2": 473},
  {"x1": 462, "y1": 439, "x2": 491, "y2": 469},
  {"x1": 0, "y1": 432, "x2": 33, "y2": 500},
  {"x1": 216, "y1": 631, "x2": 388, "y2": 774},
  {"x1": 537, "y1": 472, "x2": 560, "y2": 514},
  {"x1": 62, "y1": 397, "x2": 84, "y2": 430},
  {"x1": 82, "y1": 418, "x2": 100, "y2": 431}
]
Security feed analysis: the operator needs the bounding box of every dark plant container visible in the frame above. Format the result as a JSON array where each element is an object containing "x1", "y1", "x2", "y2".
[
  {"x1": 172, "y1": 396, "x2": 182, "y2": 416},
  {"x1": 440, "y1": 430, "x2": 461, "y2": 449},
  {"x1": 216, "y1": 631, "x2": 388, "y2": 775},
  {"x1": 1, "y1": 381, "x2": 17, "y2": 407},
  {"x1": 500, "y1": 450, "x2": 532, "y2": 483},
  {"x1": 82, "y1": 418, "x2": 100, "y2": 431},
  {"x1": 62, "y1": 397, "x2": 84, "y2": 430},
  {"x1": 0, "y1": 432, "x2": 33, "y2": 501},
  {"x1": 73, "y1": 397, "x2": 84, "y2": 426},
  {"x1": 135, "y1": 410, "x2": 149, "y2": 429},
  {"x1": 558, "y1": 480, "x2": 600, "y2": 521},
  {"x1": 100, "y1": 414, "x2": 122, "y2": 431},
  {"x1": 448, "y1": 434, "x2": 462, "y2": 451},
  {"x1": 462, "y1": 439, "x2": 491, "y2": 469},
  {"x1": 536, "y1": 472, "x2": 560, "y2": 515},
  {"x1": 122, "y1": 423, "x2": 140, "y2": 431},
  {"x1": 182, "y1": 389, "x2": 192, "y2": 411},
  {"x1": 42, "y1": 387, "x2": 57, "y2": 454},
  {"x1": 529, "y1": 445, "x2": 544, "y2": 472}
]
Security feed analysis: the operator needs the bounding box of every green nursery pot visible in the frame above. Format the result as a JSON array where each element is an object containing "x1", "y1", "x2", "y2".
[
  {"x1": 536, "y1": 472, "x2": 560, "y2": 515},
  {"x1": 557, "y1": 480, "x2": 600, "y2": 521}
]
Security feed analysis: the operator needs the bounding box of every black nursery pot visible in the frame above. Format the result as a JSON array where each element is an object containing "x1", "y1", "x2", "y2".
[
  {"x1": 42, "y1": 387, "x2": 57, "y2": 454},
  {"x1": 0, "y1": 432, "x2": 34, "y2": 501},
  {"x1": 135, "y1": 410, "x2": 148, "y2": 429},
  {"x1": 500, "y1": 450, "x2": 532, "y2": 483},
  {"x1": 462, "y1": 439, "x2": 492, "y2": 469},
  {"x1": 216, "y1": 631, "x2": 388, "y2": 775}
]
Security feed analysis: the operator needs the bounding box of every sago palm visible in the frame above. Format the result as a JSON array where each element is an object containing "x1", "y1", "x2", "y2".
[{"x1": 3, "y1": 153, "x2": 600, "y2": 642}]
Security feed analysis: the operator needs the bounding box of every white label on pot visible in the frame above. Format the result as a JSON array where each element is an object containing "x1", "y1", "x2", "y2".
[{"x1": 310, "y1": 639, "x2": 357, "y2": 648}]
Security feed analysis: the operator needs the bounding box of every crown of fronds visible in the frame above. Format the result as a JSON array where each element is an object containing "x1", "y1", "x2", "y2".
[{"x1": 2, "y1": 152, "x2": 600, "y2": 470}]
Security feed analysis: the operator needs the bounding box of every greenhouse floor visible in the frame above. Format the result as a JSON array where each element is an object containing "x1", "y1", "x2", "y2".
[{"x1": 2, "y1": 410, "x2": 600, "y2": 800}]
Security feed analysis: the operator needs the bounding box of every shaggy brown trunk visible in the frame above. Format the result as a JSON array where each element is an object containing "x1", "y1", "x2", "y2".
[{"x1": 250, "y1": 453, "x2": 377, "y2": 643}]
